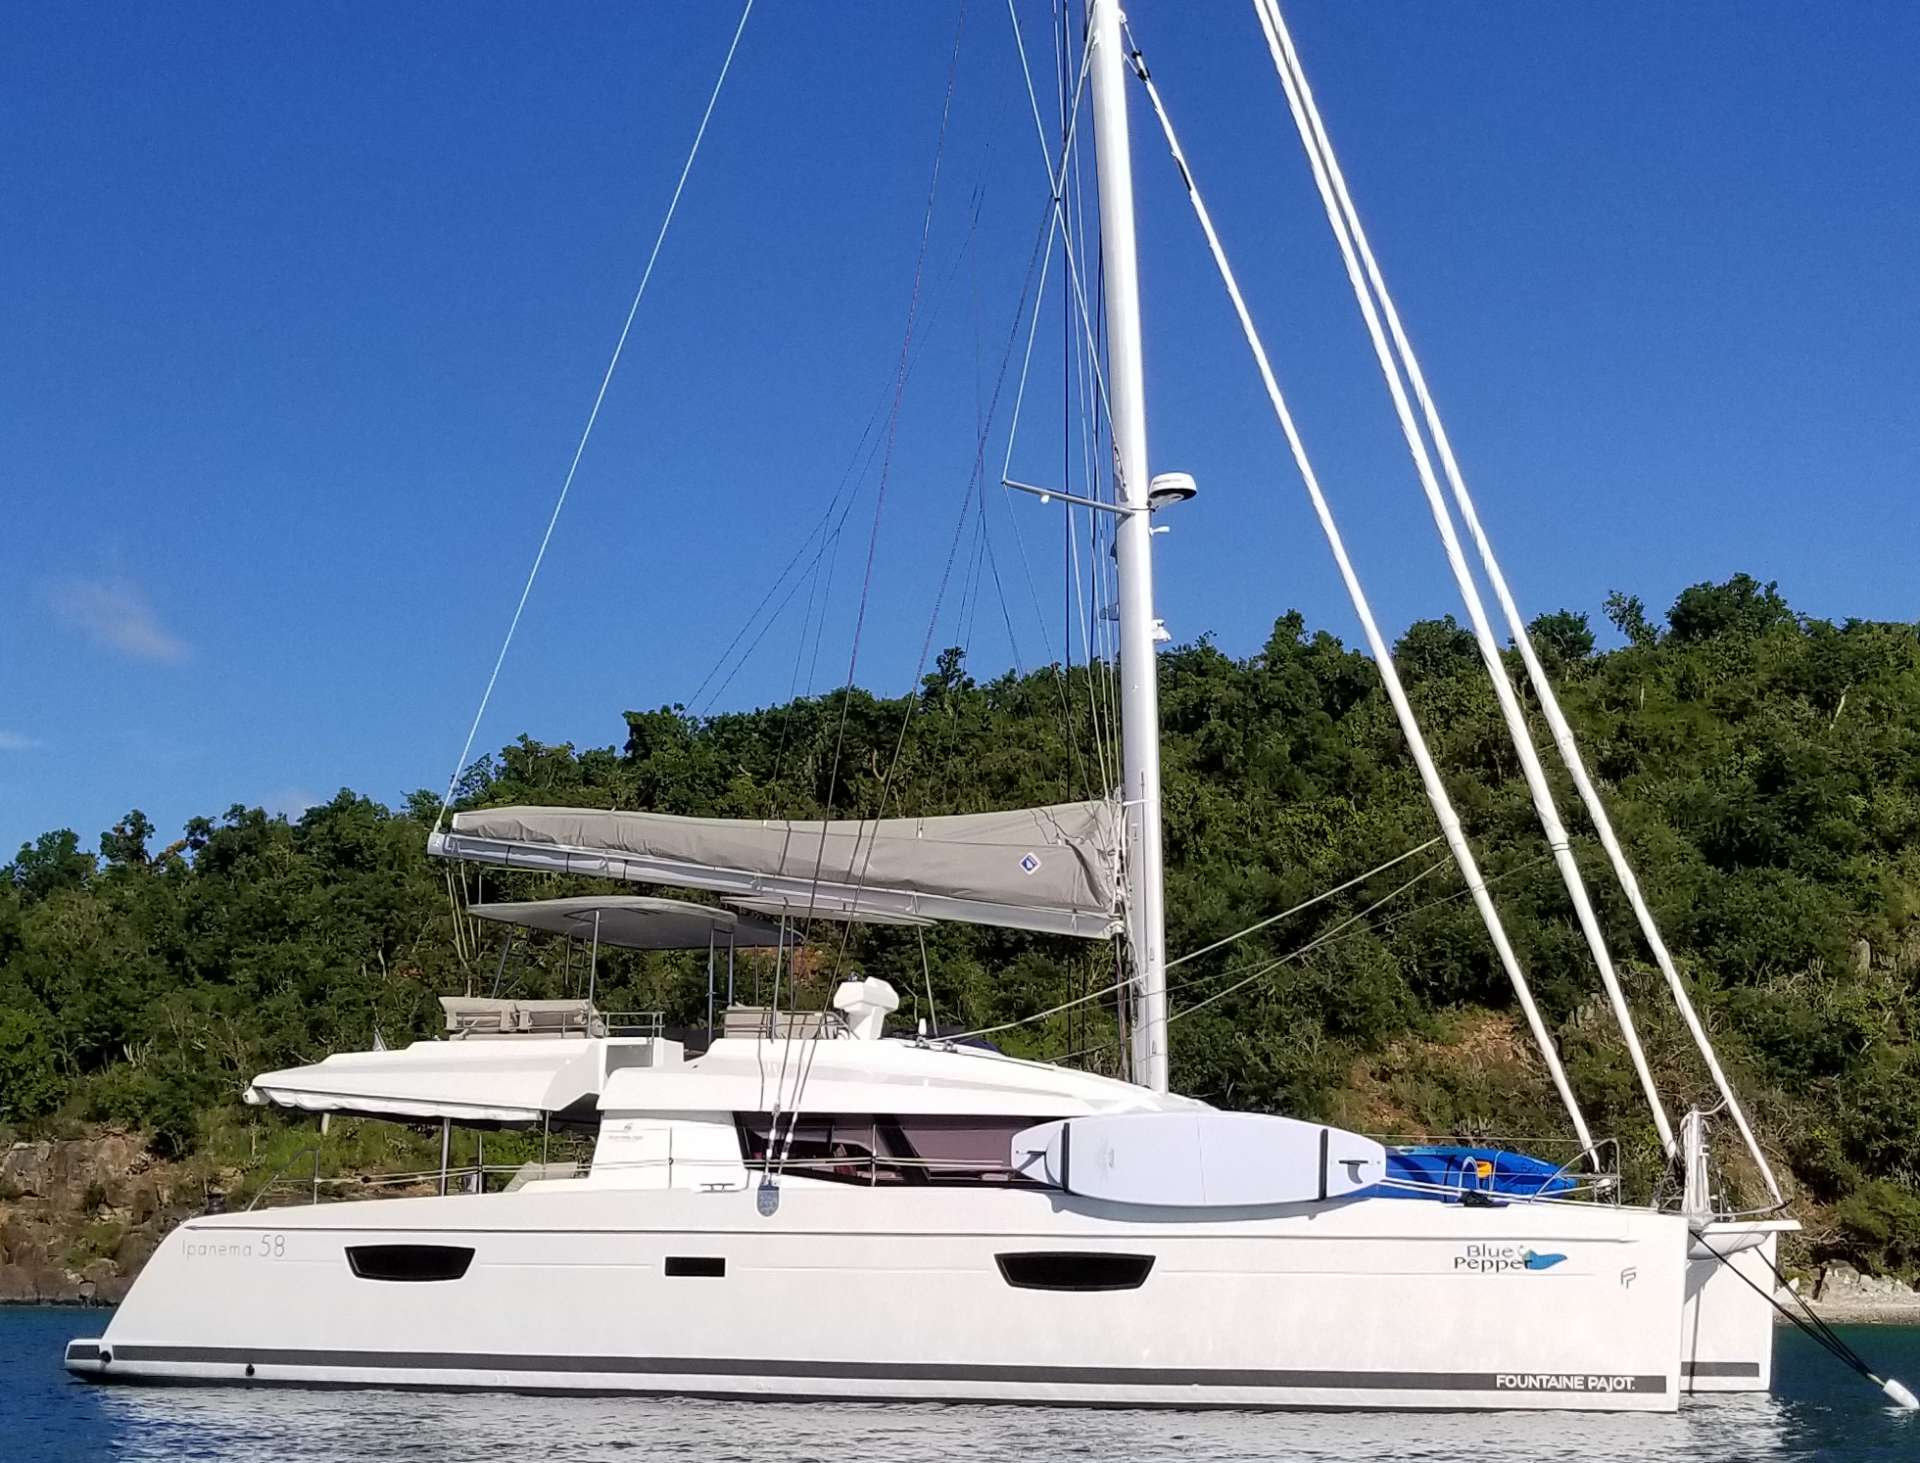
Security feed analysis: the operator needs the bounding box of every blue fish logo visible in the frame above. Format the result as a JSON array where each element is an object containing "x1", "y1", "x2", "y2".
[{"x1": 1522, "y1": 1250, "x2": 1567, "y2": 1271}]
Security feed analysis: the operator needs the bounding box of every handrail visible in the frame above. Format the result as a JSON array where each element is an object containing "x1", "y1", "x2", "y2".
[{"x1": 245, "y1": 1146, "x2": 322, "y2": 1212}]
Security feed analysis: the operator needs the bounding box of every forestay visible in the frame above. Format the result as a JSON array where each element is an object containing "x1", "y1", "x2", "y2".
[{"x1": 429, "y1": 800, "x2": 1122, "y2": 939}]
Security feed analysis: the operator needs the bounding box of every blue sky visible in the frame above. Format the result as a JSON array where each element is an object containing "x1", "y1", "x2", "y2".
[{"x1": 3, "y1": 2, "x2": 1916, "y2": 856}]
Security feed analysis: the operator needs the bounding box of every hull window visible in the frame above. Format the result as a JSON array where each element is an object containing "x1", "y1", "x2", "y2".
[
  {"x1": 738, "y1": 1112, "x2": 880, "y2": 1185},
  {"x1": 345, "y1": 1244, "x2": 475, "y2": 1282},
  {"x1": 664, "y1": 1256, "x2": 726, "y2": 1278},
  {"x1": 737, "y1": 1113, "x2": 1045, "y2": 1186},
  {"x1": 995, "y1": 1252, "x2": 1154, "y2": 1292}
]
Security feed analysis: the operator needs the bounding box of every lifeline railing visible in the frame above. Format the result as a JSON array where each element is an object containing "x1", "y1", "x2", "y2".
[
  {"x1": 241, "y1": 1137, "x2": 1627, "y2": 1210},
  {"x1": 246, "y1": 1158, "x2": 590, "y2": 1210},
  {"x1": 240, "y1": 1152, "x2": 1035, "y2": 1209}
]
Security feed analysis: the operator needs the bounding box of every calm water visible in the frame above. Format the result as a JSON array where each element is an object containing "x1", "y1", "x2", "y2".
[{"x1": 7, "y1": 1309, "x2": 1920, "y2": 1461}]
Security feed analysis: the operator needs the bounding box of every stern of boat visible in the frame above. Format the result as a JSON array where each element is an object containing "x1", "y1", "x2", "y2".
[
  {"x1": 63, "y1": 1337, "x2": 108, "y2": 1380},
  {"x1": 1683, "y1": 1218, "x2": 1798, "y2": 1392}
]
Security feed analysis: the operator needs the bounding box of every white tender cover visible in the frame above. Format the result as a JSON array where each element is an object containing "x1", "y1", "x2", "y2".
[{"x1": 244, "y1": 1039, "x2": 606, "y2": 1124}]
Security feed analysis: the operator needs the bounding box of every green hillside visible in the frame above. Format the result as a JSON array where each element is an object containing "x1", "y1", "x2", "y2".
[{"x1": 5, "y1": 574, "x2": 1919, "y2": 1274}]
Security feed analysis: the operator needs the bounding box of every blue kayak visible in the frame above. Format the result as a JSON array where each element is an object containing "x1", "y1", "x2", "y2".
[{"x1": 1373, "y1": 1144, "x2": 1576, "y2": 1202}]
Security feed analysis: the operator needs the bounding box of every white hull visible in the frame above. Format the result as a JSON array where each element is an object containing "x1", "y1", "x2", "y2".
[
  {"x1": 1682, "y1": 1220, "x2": 1794, "y2": 1393},
  {"x1": 70, "y1": 1185, "x2": 1688, "y2": 1411}
]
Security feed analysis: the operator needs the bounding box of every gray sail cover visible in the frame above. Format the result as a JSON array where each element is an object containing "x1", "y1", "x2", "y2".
[{"x1": 430, "y1": 801, "x2": 1121, "y2": 939}]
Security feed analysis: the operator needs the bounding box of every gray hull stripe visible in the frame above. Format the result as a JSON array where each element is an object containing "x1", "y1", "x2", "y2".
[
  {"x1": 1681, "y1": 1360, "x2": 1762, "y2": 1378},
  {"x1": 100, "y1": 1346, "x2": 1667, "y2": 1394}
]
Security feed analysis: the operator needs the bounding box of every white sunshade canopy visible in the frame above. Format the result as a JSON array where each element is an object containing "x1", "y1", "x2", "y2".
[
  {"x1": 429, "y1": 800, "x2": 1122, "y2": 939},
  {"x1": 244, "y1": 1040, "x2": 607, "y2": 1125},
  {"x1": 467, "y1": 895, "x2": 784, "y2": 950}
]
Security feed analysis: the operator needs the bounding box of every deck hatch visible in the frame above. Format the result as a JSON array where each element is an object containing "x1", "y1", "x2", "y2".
[
  {"x1": 995, "y1": 1251, "x2": 1154, "y2": 1292},
  {"x1": 345, "y1": 1244, "x2": 475, "y2": 1282}
]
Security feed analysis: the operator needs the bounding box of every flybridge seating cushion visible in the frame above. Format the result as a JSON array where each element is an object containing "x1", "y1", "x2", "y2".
[
  {"x1": 440, "y1": 997, "x2": 601, "y2": 1040},
  {"x1": 1378, "y1": 1145, "x2": 1577, "y2": 1203},
  {"x1": 719, "y1": 1005, "x2": 832, "y2": 1040}
]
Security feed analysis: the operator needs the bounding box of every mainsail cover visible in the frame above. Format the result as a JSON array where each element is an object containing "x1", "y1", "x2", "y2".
[{"x1": 428, "y1": 801, "x2": 1121, "y2": 939}]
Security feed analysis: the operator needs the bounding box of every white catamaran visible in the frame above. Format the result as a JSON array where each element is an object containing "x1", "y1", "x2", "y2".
[{"x1": 69, "y1": 0, "x2": 1835, "y2": 1412}]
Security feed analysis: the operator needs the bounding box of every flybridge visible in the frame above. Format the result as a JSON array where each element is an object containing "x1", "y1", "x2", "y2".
[{"x1": 427, "y1": 800, "x2": 1124, "y2": 941}]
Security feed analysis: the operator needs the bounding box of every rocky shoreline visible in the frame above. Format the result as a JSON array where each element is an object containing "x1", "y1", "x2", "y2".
[
  {"x1": 0, "y1": 1135, "x2": 201, "y2": 1307},
  {"x1": 1778, "y1": 1263, "x2": 1920, "y2": 1324}
]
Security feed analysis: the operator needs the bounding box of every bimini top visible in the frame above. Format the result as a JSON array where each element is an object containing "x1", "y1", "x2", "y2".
[
  {"x1": 723, "y1": 893, "x2": 934, "y2": 928},
  {"x1": 243, "y1": 1038, "x2": 629, "y2": 1125},
  {"x1": 429, "y1": 800, "x2": 1121, "y2": 939},
  {"x1": 467, "y1": 895, "x2": 783, "y2": 950}
]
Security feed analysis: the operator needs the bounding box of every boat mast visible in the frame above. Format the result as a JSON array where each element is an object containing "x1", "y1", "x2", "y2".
[{"x1": 1087, "y1": 0, "x2": 1169, "y2": 1092}]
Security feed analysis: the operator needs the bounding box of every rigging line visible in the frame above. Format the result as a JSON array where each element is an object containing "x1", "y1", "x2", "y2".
[
  {"x1": 689, "y1": 174, "x2": 991, "y2": 718},
  {"x1": 764, "y1": 541, "x2": 826, "y2": 811},
  {"x1": 825, "y1": 160, "x2": 1055, "y2": 940},
  {"x1": 1058, "y1": 65, "x2": 1113, "y2": 800},
  {"x1": 1047, "y1": 856, "x2": 1452, "y2": 1066},
  {"x1": 1358, "y1": 849, "x2": 1551, "y2": 937},
  {"x1": 772, "y1": 3, "x2": 972, "y2": 1172},
  {"x1": 952, "y1": 844, "x2": 1443, "y2": 1036},
  {"x1": 1122, "y1": 31, "x2": 1594, "y2": 1158},
  {"x1": 998, "y1": 3, "x2": 1104, "y2": 487},
  {"x1": 1058, "y1": 204, "x2": 1108, "y2": 798},
  {"x1": 812, "y1": 0, "x2": 964, "y2": 827},
  {"x1": 916, "y1": 925, "x2": 941, "y2": 1035},
  {"x1": 967, "y1": 847, "x2": 1542, "y2": 1066},
  {"x1": 945, "y1": 840, "x2": 1450, "y2": 1044},
  {"x1": 778, "y1": 182, "x2": 1069, "y2": 1154},
  {"x1": 686, "y1": 497, "x2": 837, "y2": 712},
  {"x1": 1691, "y1": 1230, "x2": 1918, "y2": 1408},
  {"x1": 1002, "y1": 0, "x2": 1113, "y2": 440},
  {"x1": 1260, "y1": 0, "x2": 1768, "y2": 1196},
  {"x1": 1248, "y1": 0, "x2": 1673, "y2": 1160},
  {"x1": 699, "y1": 538, "x2": 834, "y2": 713},
  {"x1": 992, "y1": 204, "x2": 1089, "y2": 795},
  {"x1": 1167, "y1": 834, "x2": 1444, "y2": 969},
  {"x1": 701, "y1": 168, "x2": 977, "y2": 725},
  {"x1": 978, "y1": 508, "x2": 1026, "y2": 674},
  {"x1": 985, "y1": 214, "x2": 1102, "y2": 791},
  {"x1": 1168, "y1": 856, "x2": 1450, "y2": 1025},
  {"x1": 1065, "y1": 279, "x2": 1112, "y2": 796},
  {"x1": 432, "y1": 0, "x2": 757, "y2": 830}
]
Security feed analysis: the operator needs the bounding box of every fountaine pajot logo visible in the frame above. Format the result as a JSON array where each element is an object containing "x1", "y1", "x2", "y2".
[{"x1": 1455, "y1": 1243, "x2": 1568, "y2": 1274}]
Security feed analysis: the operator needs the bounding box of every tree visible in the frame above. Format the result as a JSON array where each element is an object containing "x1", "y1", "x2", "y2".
[
  {"x1": 2, "y1": 576, "x2": 1919, "y2": 1273},
  {"x1": 1526, "y1": 609, "x2": 1595, "y2": 665},
  {"x1": 1393, "y1": 616, "x2": 1478, "y2": 683},
  {"x1": 5, "y1": 830, "x2": 94, "y2": 903},
  {"x1": 1603, "y1": 591, "x2": 1658, "y2": 648},
  {"x1": 100, "y1": 809, "x2": 156, "y2": 867},
  {"x1": 1666, "y1": 573, "x2": 1796, "y2": 643},
  {"x1": 0, "y1": 1004, "x2": 63, "y2": 1119}
]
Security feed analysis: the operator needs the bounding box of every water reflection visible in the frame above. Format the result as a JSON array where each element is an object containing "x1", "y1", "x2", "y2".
[{"x1": 81, "y1": 1387, "x2": 1816, "y2": 1463}]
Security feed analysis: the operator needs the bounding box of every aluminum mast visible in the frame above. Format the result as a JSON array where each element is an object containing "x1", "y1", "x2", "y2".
[{"x1": 1088, "y1": 0, "x2": 1169, "y2": 1092}]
